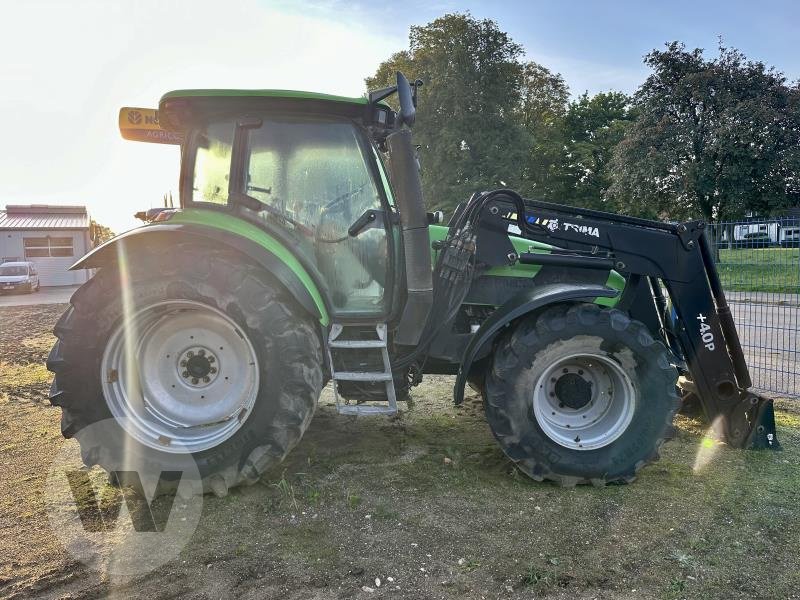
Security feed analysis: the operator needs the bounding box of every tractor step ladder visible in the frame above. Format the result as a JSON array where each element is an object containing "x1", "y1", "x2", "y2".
[{"x1": 327, "y1": 323, "x2": 397, "y2": 416}]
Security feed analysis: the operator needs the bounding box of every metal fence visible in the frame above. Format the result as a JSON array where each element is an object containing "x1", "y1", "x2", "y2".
[{"x1": 707, "y1": 217, "x2": 800, "y2": 399}]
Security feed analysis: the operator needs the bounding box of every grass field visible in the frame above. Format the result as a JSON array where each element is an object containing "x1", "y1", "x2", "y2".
[
  {"x1": 716, "y1": 247, "x2": 800, "y2": 294},
  {"x1": 2, "y1": 303, "x2": 800, "y2": 599}
]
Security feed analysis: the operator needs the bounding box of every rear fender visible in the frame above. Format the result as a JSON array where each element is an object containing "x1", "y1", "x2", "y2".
[
  {"x1": 453, "y1": 283, "x2": 619, "y2": 404},
  {"x1": 71, "y1": 223, "x2": 329, "y2": 325}
]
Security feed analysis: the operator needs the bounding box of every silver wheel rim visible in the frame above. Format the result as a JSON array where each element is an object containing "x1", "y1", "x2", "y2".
[
  {"x1": 532, "y1": 352, "x2": 635, "y2": 451},
  {"x1": 101, "y1": 300, "x2": 259, "y2": 454}
]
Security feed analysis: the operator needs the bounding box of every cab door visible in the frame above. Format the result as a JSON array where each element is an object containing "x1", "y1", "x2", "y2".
[{"x1": 242, "y1": 117, "x2": 393, "y2": 317}]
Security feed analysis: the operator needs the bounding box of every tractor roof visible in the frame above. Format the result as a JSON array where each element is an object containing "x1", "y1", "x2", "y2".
[
  {"x1": 160, "y1": 88, "x2": 371, "y2": 106},
  {"x1": 157, "y1": 89, "x2": 386, "y2": 130}
]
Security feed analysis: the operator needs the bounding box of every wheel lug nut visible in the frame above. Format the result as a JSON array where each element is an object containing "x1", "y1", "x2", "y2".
[
  {"x1": 187, "y1": 351, "x2": 194, "y2": 358},
  {"x1": 182, "y1": 370, "x2": 189, "y2": 378},
  {"x1": 180, "y1": 360, "x2": 187, "y2": 367},
  {"x1": 192, "y1": 378, "x2": 199, "y2": 384},
  {"x1": 210, "y1": 367, "x2": 217, "y2": 374},
  {"x1": 198, "y1": 349, "x2": 205, "y2": 356},
  {"x1": 203, "y1": 376, "x2": 210, "y2": 383},
  {"x1": 208, "y1": 356, "x2": 215, "y2": 363}
]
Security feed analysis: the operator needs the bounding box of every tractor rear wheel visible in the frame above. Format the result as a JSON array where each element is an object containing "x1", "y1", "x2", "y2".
[
  {"x1": 46, "y1": 246, "x2": 323, "y2": 496},
  {"x1": 485, "y1": 303, "x2": 679, "y2": 486}
]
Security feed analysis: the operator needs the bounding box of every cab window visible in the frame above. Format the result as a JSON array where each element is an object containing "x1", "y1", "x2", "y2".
[{"x1": 191, "y1": 120, "x2": 235, "y2": 205}]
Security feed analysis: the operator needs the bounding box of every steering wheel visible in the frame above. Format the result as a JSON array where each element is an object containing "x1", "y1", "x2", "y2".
[
  {"x1": 315, "y1": 183, "x2": 370, "y2": 244},
  {"x1": 318, "y1": 183, "x2": 368, "y2": 219}
]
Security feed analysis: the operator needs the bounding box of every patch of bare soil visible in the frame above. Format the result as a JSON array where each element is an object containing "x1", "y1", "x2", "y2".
[
  {"x1": 1, "y1": 305, "x2": 799, "y2": 600},
  {"x1": 0, "y1": 304, "x2": 86, "y2": 599}
]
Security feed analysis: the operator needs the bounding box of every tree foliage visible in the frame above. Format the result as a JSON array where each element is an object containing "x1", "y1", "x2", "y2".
[
  {"x1": 369, "y1": 16, "x2": 800, "y2": 221},
  {"x1": 515, "y1": 62, "x2": 569, "y2": 201},
  {"x1": 89, "y1": 220, "x2": 115, "y2": 246},
  {"x1": 608, "y1": 42, "x2": 800, "y2": 221},
  {"x1": 366, "y1": 13, "x2": 531, "y2": 211},
  {"x1": 563, "y1": 91, "x2": 635, "y2": 210}
]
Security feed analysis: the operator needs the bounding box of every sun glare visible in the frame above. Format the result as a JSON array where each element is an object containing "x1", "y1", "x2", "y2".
[{"x1": 693, "y1": 416, "x2": 726, "y2": 473}]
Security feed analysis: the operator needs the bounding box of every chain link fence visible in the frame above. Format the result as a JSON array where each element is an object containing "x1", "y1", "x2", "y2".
[{"x1": 707, "y1": 217, "x2": 800, "y2": 399}]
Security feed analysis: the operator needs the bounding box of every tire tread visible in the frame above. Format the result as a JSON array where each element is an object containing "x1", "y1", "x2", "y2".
[
  {"x1": 46, "y1": 245, "x2": 323, "y2": 496},
  {"x1": 485, "y1": 303, "x2": 679, "y2": 486}
]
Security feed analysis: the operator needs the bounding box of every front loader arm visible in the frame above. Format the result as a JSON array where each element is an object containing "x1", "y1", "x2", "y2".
[{"x1": 481, "y1": 195, "x2": 779, "y2": 450}]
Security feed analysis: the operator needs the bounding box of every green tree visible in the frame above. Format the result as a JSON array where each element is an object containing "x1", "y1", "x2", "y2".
[
  {"x1": 366, "y1": 13, "x2": 531, "y2": 212},
  {"x1": 608, "y1": 42, "x2": 800, "y2": 222},
  {"x1": 562, "y1": 91, "x2": 634, "y2": 210},
  {"x1": 515, "y1": 61, "x2": 570, "y2": 201},
  {"x1": 89, "y1": 220, "x2": 115, "y2": 246}
]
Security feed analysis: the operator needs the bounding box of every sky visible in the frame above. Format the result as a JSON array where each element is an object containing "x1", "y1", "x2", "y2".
[{"x1": 1, "y1": 0, "x2": 798, "y2": 233}]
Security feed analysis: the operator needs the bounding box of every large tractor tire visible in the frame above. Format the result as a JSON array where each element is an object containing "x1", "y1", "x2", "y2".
[
  {"x1": 485, "y1": 303, "x2": 679, "y2": 486},
  {"x1": 46, "y1": 245, "x2": 323, "y2": 496}
]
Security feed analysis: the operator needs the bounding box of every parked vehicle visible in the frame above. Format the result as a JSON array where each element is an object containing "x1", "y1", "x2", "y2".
[
  {"x1": 779, "y1": 225, "x2": 800, "y2": 248},
  {"x1": 719, "y1": 219, "x2": 800, "y2": 248},
  {"x1": 0, "y1": 261, "x2": 40, "y2": 293},
  {"x1": 720, "y1": 222, "x2": 777, "y2": 248},
  {"x1": 741, "y1": 231, "x2": 773, "y2": 248}
]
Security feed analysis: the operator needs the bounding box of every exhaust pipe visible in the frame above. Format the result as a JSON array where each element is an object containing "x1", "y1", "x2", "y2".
[{"x1": 386, "y1": 128, "x2": 433, "y2": 346}]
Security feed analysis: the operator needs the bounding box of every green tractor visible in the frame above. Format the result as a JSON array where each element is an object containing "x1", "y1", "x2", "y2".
[{"x1": 47, "y1": 74, "x2": 778, "y2": 495}]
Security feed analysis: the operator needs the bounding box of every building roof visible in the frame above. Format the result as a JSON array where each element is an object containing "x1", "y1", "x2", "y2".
[{"x1": 0, "y1": 205, "x2": 90, "y2": 230}]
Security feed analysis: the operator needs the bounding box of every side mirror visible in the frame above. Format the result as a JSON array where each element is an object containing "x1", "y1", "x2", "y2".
[{"x1": 396, "y1": 72, "x2": 416, "y2": 128}]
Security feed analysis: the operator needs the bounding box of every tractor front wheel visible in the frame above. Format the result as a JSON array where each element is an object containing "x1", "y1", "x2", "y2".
[
  {"x1": 485, "y1": 304, "x2": 679, "y2": 486},
  {"x1": 47, "y1": 246, "x2": 323, "y2": 496}
]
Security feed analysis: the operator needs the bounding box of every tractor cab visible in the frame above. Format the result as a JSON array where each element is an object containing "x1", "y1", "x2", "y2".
[
  {"x1": 183, "y1": 109, "x2": 395, "y2": 315},
  {"x1": 122, "y1": 90, "x2": 407, "y2": 318}
]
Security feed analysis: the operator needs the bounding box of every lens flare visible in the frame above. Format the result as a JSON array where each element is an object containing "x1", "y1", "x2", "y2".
[
  {"x1": 116, "y1": 240, "x2": 138, "y2": 578},
  {"x1": 693, "y1": 416, "x2": 725, "y2": 473}
]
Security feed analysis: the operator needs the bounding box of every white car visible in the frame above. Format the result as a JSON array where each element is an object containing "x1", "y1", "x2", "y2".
[{"x1": 0, "y1": 261, "x2": 40, "y2": 294}]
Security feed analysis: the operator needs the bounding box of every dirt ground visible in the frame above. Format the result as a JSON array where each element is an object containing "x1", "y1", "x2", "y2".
[{"x1": 1, "y1": 304, "x2": 800, "y2": 600}]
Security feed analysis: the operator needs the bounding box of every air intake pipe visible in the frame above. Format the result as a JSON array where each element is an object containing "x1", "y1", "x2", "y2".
[{"x1": 386, "y1": 128, "x2": 433, "y2": 346}]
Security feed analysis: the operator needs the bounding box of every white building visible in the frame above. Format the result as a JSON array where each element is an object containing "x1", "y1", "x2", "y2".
[{"x1": 0, "y1": 205, "x2": 92, "y2": 286}]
